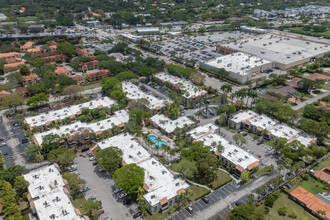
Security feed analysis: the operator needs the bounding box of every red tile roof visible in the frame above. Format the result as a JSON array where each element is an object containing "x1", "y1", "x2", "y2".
[
  {"x1": 20, "y1": 41, "x2": 34, "y2": 50},
  {"x1": 305, "y1": 73, "x2": 330, "y2": 81},
  {"x1": 4, "y1": 61, "x2": 25, "y2": 69},
  {"x1": 290, "y1": 187, "x2": 330, "y2": 219},
  {"x1": 55, "y1": 66, "x2": 70, "y2": 75},
  {"x1": 22, "y1": 74, "x2": 37, "y2": 82},
  {"x1": 314, "y1": 165, "x2": 330, "y2": 182},
  {"x1": 0, "y1": 52, "x2": 20, "y2": 59},
  {"x1": 87, "y1": 69, "x2": 109, "y2": 79}
]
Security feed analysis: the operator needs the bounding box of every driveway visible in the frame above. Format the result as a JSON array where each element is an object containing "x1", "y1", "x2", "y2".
[{"x1": 75, "y1": 156, "x2": 134, "y2": 220}]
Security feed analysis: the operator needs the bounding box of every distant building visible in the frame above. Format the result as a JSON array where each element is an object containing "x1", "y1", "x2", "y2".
[
  {"x1": 43, "y1": 54, "x2": 66, "y2": 63},
  {"x1": 150, "y1": 114, "x2": 196, "y2": 135},
  {"x1": 22, "y1": 74, "x2": 38, "y2": 85},
  {"x1": 120, "y1": 33, "x2": 143, "y2": 42},
  {"x1": 0, "y1": 13, "x2": 7, "y2": 21},
  {"x1": 136, "y1": 27, "x2": 160, "y2": 34},
  {"x1": 71, "y1": 75, "x2": 85, "y2": 85},
  {"x1": 94, "y1": 43, "x2": 114, "y2": 54},
  {"x1": 20, "y1": 41, "x2": 35, "y2": 51},
  {"x1": 86, "y1": 69, "x2": 109, "y2": 82},
  {"x1": 86, "y1": 20, "x2": 100, "y2": 26},
  {"x1": 28, "y1": 24, "x2": 45, "y2": 33},
  {"x1": 304, "y1": 73, "x2": 330, "y2": 81},
  {"x1": 79, "y1": 60, "x2": 99, "y2": 72},
  {"x1": 54, "y1": 66, "x2": 71, "y2": 76},
  {"x1": 0, "y1": 52, "x2": 20, "y2": 59}
]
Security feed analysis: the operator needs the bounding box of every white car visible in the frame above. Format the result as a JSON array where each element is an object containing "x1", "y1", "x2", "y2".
[
  {"x1": 74, "y1": 171, "x2": 80, "y2": 175},
  {"x1": 89, "y1": 157, "x2": 95, "y2": 161}
]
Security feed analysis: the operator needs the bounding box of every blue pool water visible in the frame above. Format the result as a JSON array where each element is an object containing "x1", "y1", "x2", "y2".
[
  {"x1": 260, "y1": 89, "x2": 267, "y2": 93},
  {"x1": 326, "y1": 197, "x2": 330, "y2": 201},
  {"x1": 148, "y1": 135, "x2": 167, "y2": 149}
]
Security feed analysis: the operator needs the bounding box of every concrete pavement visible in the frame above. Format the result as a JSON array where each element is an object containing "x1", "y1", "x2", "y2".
[
  {"x1": 189, "y1": 174, "x2": 277, "y2": 220},
  {"x1": 292, "y1": 90, "x2": 330, "y2": 110}
]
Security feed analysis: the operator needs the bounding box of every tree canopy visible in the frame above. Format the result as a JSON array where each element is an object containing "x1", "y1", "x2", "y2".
[{"x1": 95, "y1": 147, "x2": 123, "y2": 174}]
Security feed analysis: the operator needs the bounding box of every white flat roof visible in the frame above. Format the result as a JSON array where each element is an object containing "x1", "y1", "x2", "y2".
[
  {"x1": 205, "y1": 52, "x2": 272, "y2": 76},
  {"x1": 154, "y1": 72, "x2": 207, "y2": 99},
  {"x1": 150, "y1": 114, "x2": 194, "y2": 133},
  {"x1": 188, "y1": 123, "x2": 259, "y2": 170},
  {"x1": 34, "y1": 110, "x2": 129, "y2": 145},
  {"x1": 96, "y1": 133, "x2": 189, "y2": 207},
  {"x1": 231, "y1": 110, "x2": 316, "y2": 146},
  {"x1": 123, "y1": 82, "x2": 171, "y2": 109},
  {"x1": 24, "y1": 164, "x2": 83, "y2": 220},
  {"x1": 120, "y1": 33, "x2": 143, "y2": 40},
  {"x1": 221, "y1": 33, "x2": 330, "y2": 65},
  {"x1": 25, "y1": 97, "x2": 115, "y2": 127}
]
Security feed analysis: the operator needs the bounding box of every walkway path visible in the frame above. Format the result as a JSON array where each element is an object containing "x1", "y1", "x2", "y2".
[{"x1": 292, "y1": 90, "x2": 330, "y2": 110}]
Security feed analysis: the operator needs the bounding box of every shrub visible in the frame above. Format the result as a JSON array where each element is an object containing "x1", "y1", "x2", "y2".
[
  {"x1": 289, "y1": 210, "x2": 297, "y2": 218},
  {"x1": 278, "y1": 207, "x2": 287, "y2": 216}
]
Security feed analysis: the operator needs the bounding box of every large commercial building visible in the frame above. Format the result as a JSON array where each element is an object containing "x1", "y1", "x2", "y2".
[
  {"x1": 97, "y1": 133, "x2": 189, "y2": 214},
  {"x1": 123, "y1": 82, "x2": 171, "y2": 110},
  {"x1": 150, "y1": 114, "x2": 195, "y2": 135},
  {"x1": 24, "y1": 164, "x2": 87, "y2": 220},
  {"x1": 202, "y1": 52, "x2": 274, "y2": 84},
  {"x1": 217, "y1": 33, "x2": 330, "y2": 70},
  {"x1": 24, "y1": 97, "x2": 115, "y2": 128},
  {"x1": 136, "y1": 27, "x2": 160, "y2": 34},
  {"x1": 229, "y1": 110, "x2": 316, "y2": 146},
  {"x1": 154, "y1": 72, "x2": 207, "y2": 104},
  {"x1": 188, "y1": 124, "x2": 259, "y2": 175}
]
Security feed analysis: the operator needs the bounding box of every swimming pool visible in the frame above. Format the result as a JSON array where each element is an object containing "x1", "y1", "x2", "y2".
[
  {"x1": 148, "y1": 135, "x2": 167, "y2": 149},
  {"x1": 260, "y1": 89, "x2": 267, "y2": 93}
]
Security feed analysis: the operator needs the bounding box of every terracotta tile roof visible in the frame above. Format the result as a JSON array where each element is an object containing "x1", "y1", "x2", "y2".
[
  {"x1": 290, "y1": 186, "x2": 330, "y2": 219},
  {"x1": 48, "y1": 40, "x2": 57, "y2": 46},
  {"x1": 177, "y1": 188, "x2": 185, "y2": 195},
  {"x1": 63, "y1": 187, "x2": 70, "y2": 194},
  {"x1": 0, "y1": 90, "x2": 11, "y2": 96},
  {"x1": 49, "y1": 45, "x2": 57, "y2": 50},
  {"x1": 257, "y1": 126, "x2": 263, "y2": 131},
  {"x1": 236, "y1": 165, "x2": 244, "y2": 172},
  {"x1": 54, "y1": 163, "x2": 60, "y2": 168},
  {"x1": 286, "y1": 77, "x2": 302, "y2": 88},
  {"x1": 92, "y1": 12, "x2": 101, "y2": 17},
  {"x1": 159, "y1": 197, "x2": 168, "y2": 205},
  {"x1": 4, "y1": 61, "x2": 25, "y2": 69},
  {"x1": 84, "y1": 216, "x2": 90, "y2": 220},
  {"x1": 143, "y1": 183, "x2": 149, "y2": 191},
  {"x1": 122, "y1": 161, "x2": 127, "y2": 166},
  {"x1": 314, "y1": 165, "x2": 330, "y2": 182},
  {"x1": 71, "y1": 75, "x2": 85, "y2": 81},
  {"x1": 87, "y1": 69, "x2": 109, "y2": 78},
  {"x1": 76, "y1": 48, "x2": 90, "y2": 56},
  {"x1": 55, "y1": 66, "x2": 70, "y2": 75},
  {"x1": 247, "y1": 161, "x2": 259, "y2": 170},
  {"x1": 74, "y1": 208, "x2": 82, "y2": 216},
  {"x1": 43, "y1": 54, "x2": 65, "y2": 62},
  {"x1": 20, "y1": 41, "x2": 34, "y2": 50},
  {"x1": 5, "y1": 57, "x2": 22, "y2": 64},
  {"x1": 27, "y1": 48, "x2": 42, "y2": 53},
  {"x1": 22, "y1": 74, "x2": 37, "y2": 82},
  {"x1": 0, "y1": 52, "x2": 20, "y2": 59},
  {"x1": 305, "y1": 73, "x2": 330, "y2": 81},
  {"x1": 244, "y1": 120, "x2": 251, "y2": 125},
  {"x1": 95, "y1": 130, "x2": 102, "y2": 135},
  {"x1": 79, "y1": 60, "x2": 99, "y2": 68}
]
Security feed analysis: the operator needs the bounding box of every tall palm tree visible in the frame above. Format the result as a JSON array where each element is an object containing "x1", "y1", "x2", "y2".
[{"x1": 220, "y1": 84, "x2": 232, "y2": 103}]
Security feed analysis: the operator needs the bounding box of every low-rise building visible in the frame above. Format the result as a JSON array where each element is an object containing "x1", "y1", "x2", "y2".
[
  {"x1": 304, "y1": 73, "x2": 330, "y2": 81},
  {"x1": 22, "y1": 74, "x2": 38, "y2": 85},
  {"x1": 76, "y1": 48, "x2": 94, "y2": 58},
  {"x1": 188, "y1": 124, "x2": 259, "y2": 175},
  {"x1": 0, "y1": 52, "x2": 20, "y2": 59},
  {"x1": 97, "y1": 133, "x2": 189, "y2": 214},
  {"x1": 150, "y1": 114, "x2": 195, "y2": 135},
  {"x1": 120, "y1": 33, "x2": 143, "y2": 43},
  {"x1": 86, "y1": 69, "x2": 109, "y2": 81},
  {"x1": 80, "y1": 60, "x2": 99, "y2": 72},
  {"x1": 136, "y1": 27, "x2": 160, "y2": 34},
  {"x1": 24, "y1": 164, "x2": 87, "y2": 220},
  {"x1": 54, "y1": 66, "x2": 71, "y2": 76},
  {"x1": 27, "y1": 47, "x2": 42, "y2": 55},
  {"x1": 71, "y1": 75, "x2": 85, "y2": 85},
  {"x1": 43, "y1": 54, "x2": 66, "y2": 63},
  {"x1": 25, "y1": 97, "x2": 115, "y2": 128},
  {"x1": 202, "y1": 52, "x2": 274, "y2": 84},
  {"x1": 33, "y1": 110, "x2": 129, "y2": 147},
  {"x1": 314, "y1": 165, "x2": 330, "y2": 183},
  {"x1": 4, "y1": 61, "x2": 25, "y2": 70},
  {"x1": 290, "y1": 187, "x2": 330, "y2": 220},
  {"x1": 229, "y1": 110, "x2": 316, "y2": 146},
  {"x1": 122, "y1": 81, "x2": 171, "y2": 110},
  {"x1": 154, "y1": 72, "x2": 207, "y2": 104},
  {"x1": 94, "y1": 43, "x2": 114, "y2": 54},
  {"x1": 20, "y1": 41, "x2": 35, "y2": 51}
]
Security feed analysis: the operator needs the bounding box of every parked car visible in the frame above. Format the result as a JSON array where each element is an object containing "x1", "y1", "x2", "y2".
[
  {"x1": 113, "y1": 188, "x2": 122, "y2": 194},
  {"x1": 123, "y1": 198, "x2": 131, "y2": 205},
  {"x1": 257, "y1": 141, "x2": 263, "y2": 145},
  {"x1": 74, "y1": 171, "x2": 80, "y2": 175},
  {"x1": 0, "y1": 138, "x2": 4, "y2": 141},
  {"x1": 82, "y1": 187, "x2": 91, "y2": 192},
  {"x1": 89, "y1": 157, "x2": 95, "y2": 161},
  {"x1": 89, "y1": 196, "x2": 96, "y2": 200},
  {"x1": 186, "y1": 206, "x2": 194, "y2": 214},
  {"x1": 21, "y1": 139, "x2": 29, "y2": 144},
  {"x1": 202, "y1": 197, "x2": 209, "y2": 204},
  {"x1": 133, "y1": 212, "x2": 142, "y2": 219},
  {"x1": 257, "y1": 155, "x2": 261, "y2": 158},
  {"x1": 81, "y1": 147, "x2": 89, "y2": 152},
  {"x1": 13, "y1": 122, "x2": 20, "y2": 127},
  {"x1": 92, "y1": 161, "x2": 98, "y2": 166},
  {"x1": 0, "y1": 142, "x2": 6, "y2": 147},
  {"x1": 118, "y1": 193, "x2": 127, "y2": 199}
]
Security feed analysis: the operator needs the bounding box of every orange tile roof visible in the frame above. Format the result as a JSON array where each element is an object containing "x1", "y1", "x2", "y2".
[
  {"x1": 55, "y1": 66, "x2": 70, "y2": 75},
  {"x1": 314, "y1": 165, "x2": 330, "y2": 182},
  {"x1": 159, "y1": 197, "x2": 168, "y2": 205},
  {"x1": 236, "y1": 165, "x2": 244, "y2": 172},
  {"x1": 305, "y1": 73, "x2": 330, "y2": 81},
  {"x1": 48, "y1": 40, "x2": 57, "y2": 46},
  {"x1": 143, "y1": 183, "x2": 149, "y2": 191},
  {"x1": 177, "y1": 188, "x2": 185, "y2": 195},
  {"x1": 5, "y1": 57, "x2": 22, "y2": 64},
  {"x1": 75, "y1": 208, "x2": 82, "y2": 216},
  {"x1": 20, "y1": 41, "x2": 34, "y2": 50},
  {"x1": 286, "y1": 77, "x2": 302, "y2": 88},
  {"x1": 0, "y1": 90, "x2": 11, "y2": 96},
  {"x1": 290, "y1": 187, "x2": 330, "y2": 219},
  {"x1": 244, "y1": 120, "x2": 251, "y2": 125},
  {"x1": 257, "y1": 126, "x2": 263, "y2": 131},
  {"x1": 92, "y1": 12, "x2": 101, "y2": 17},
  {"x1": 95, "y1": 130, "x2": 102, "y2": 135},
  {"x1": 0, "y1": 52, "x2": 20, "y2": 59},
  {"x1": 79, "y1": 60, "x2": 99, "y2": 68},
  {"x1": 4, "y1": 61, "x2": 25, "y2": 69},
  {"x1": 63, "y1": 187, "x2": 70, "y2": 194},
  {"x1": 22, "y1": 74, "x2": 37, "y2": 82},
  {"x1": 84, "y1": 216, "x2": 90, "y2": 220},
  {"x1": 87, "y1": 69, "x2": 109, "y2": 78},
  {"x1": 49, "y1": 45, "x2": 57, "y2": 50},
  {"x1": 27, "y1": 48, "x2": 42, "y2": 53},
  {"x1": 247, "y1": 161, "x2": 259, "y2": 170},
  {"x1": 71, "y1": 75, "x2": 85, "y2": 81},
  {"x1": 122, "y1": 161, "x2": 127, "y2": 166},
  {"x1": 76, "y1": 48, "x2": 90, "y2": 56}
]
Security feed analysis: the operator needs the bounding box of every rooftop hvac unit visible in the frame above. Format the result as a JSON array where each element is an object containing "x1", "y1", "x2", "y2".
[
  {"x1": 227, "y1": 63, "x2": 232, "y2": 67},
  {"x1": 245, "y1": 59, "x2": 250, "y2": 62},
  {"x1": 241, "y1": 67, "x2": 245, "y2": 70},
  {"x1": 269, "y1": 42, "x2": 272, "y2": 45},
  {"x1": 217, "y1": 59, "x2": 222, "y2": 63},
  {"x1": 263, "y1": 44, "x2": 266, "y2": 46}
]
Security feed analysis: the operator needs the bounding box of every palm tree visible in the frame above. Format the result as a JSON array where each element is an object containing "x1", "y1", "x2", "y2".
[
  {"x1": 220, "y1": 84, "x2": 232, "y2": 103},
  {"x1": 317, "y1": 210, "x2": 326, "y2": 217},
  {"x1": 278, "y1": 164, "x2": 284, "y2": 176}
]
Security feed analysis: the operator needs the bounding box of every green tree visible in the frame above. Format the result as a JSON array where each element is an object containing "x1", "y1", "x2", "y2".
[
  {"x1": 29, "y1": 57, "x2": 45, "y2": 69},
  {"x1": 62, "y1": 85, "x2": 83, "y2": 99},
  {"x1": 63, "y1": 172, "x2": 85, "y2": 192},
  {"x1": 165, "y1": 103, "x2": 181, "y2": 120},
  {"x1": 57, "y1": 41, "x2": 75, "y2": 58},
  {"x1": 82, "y1": 199, "x2": 101, "y2": 217},
  {"x1": 139, "y1": 66, "x2": 156, "y2": 77},
  {"x1": 27, "y1": 93, "x2": 49, "y2": 107},
  {"x1": 288, "y1": 210, "x2": 297, "y2": 218},
  {"x1": 0, "y1": 152, "x2": 4, "y2": 169},
  {"x1": 0, "y1": 164, "x2": 25, "y2": 184},
  {"x1": 195, "y1": 153, "x2": 218, "y2": 184},
  {"x1": 264, "y1": 195, "x2": 276, "y2": 208},
  {"x1": 1, "y1": 94, "x2": 24, "y2": 112},
  {"x1": 47, "y1": 147, "x2": 75, "y2": 166},
  {"x1": 278, "y1": 206, "x2": 287, "y2": 216},
  {"x1": 241, "y1": 170, "x2": 250, "y2": 182},
  {"x1": 233, "y1": 133, "x2": 246, "y2": 146},
  {"x1": 298, "y1": 79, "x2": 315, "y2": 94},
  {"x1": 41, "y1": 134, "x2": 60, "y2": 154},
  {"x1": 175, "y1": 159, "x2": 198, "y2": 179},
  {"x1": 24, "y1": 144, "x2": 40, "y2": 159},
  {"x1": 19, "y1": 64, "x2": 31, "y2": 76},
  {"x1": 220, "y1": 84, "x2": 232, "y2": 103},
  {"x1": 95, "y1": 147, "x2": 123, "y2": 174},
  {"x1": 115, "y1": 71, "x2": 138, "y2": 81},
  {"x1": 13, "y1": 176, "x2": 29, "y2": 196},
  {"x1": 113, "y1": 163, "x2": 144, "y2": 200}
]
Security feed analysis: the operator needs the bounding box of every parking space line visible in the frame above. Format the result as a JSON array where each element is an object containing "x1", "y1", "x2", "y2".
[
  {"x1": 93, "y1": 185, "x2": 106, "y2": 191},
  {"x1": 195, "y1": 202, "x2": 204, "y2": 211},
  {"x1": 199, "y1": 201, "x2": 207, "y2": 208}
]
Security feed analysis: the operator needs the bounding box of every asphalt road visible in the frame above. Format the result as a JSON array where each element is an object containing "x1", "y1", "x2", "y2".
[
  {"x1": 75, "y1": 156, "x2": 136, "y2": 220},
  {"x1": 291, "y1": 90, "x2": 330, "y2": 110}
]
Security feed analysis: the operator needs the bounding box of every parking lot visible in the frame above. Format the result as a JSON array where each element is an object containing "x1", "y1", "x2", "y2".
[
  {"x1": 75, "y1": 156, "x2": 139, "y2": 220},
  {"x1": 166, "y1": 181, "x2": 239, "y2": 220}
]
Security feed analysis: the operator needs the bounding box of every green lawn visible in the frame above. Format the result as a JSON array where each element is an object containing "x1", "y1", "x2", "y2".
[
  {"x1": 145, "y1": 185, "x2": 210, "y2": 220},
  {"x1": 209, "y1": 170, "x2": 232, "y2": 189},
  {"x1": 315, "y1": 155, "x2": 330, "y2": 170},
  {"x1": 17, "y1": 16, "x2": 38, "y2": 22},
  {"x1": 288, "y1": 177, "x2": 327, "y2": 195},
  {"x1": 288, "y1": 27, "x2": 330, "y2": 38},
  {"x1": 267, "y1": 193, "x2": 314, "y2": 220},
  {"x1": 255, "y1": 166, "x2": 272, "y2": 176},
  {"x1": 22, "y1": 215, "x2": 30, "y2": 220},
  {"x1": 82, "y1": 82, "x2": 101, "y2": 91}
]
